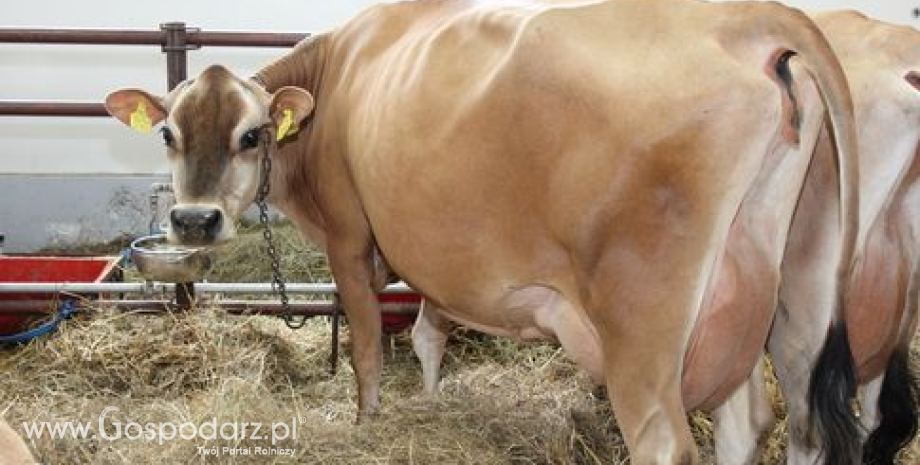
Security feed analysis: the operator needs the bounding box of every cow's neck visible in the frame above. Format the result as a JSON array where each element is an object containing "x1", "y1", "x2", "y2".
[
  {"x1": 252, "y1": 34, "x2": 333, "y2": 250},
  {"x1": 254, "y1": 33, "x2": 329, "y2": 97}
]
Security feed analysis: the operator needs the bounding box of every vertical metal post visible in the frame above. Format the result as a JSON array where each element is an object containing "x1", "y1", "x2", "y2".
[
  {"x1": 329, "y1": 293, "x2": 342, "y2": 375},
  {"x1": 175, "y1": 282, "x2": 195, "y2": 311},
  {"x1": 162, "y1": 22, "x2": 192, "y2": 310},
  {"x1": 161, "y1": 22, "x2": 188, "y2": 91}
]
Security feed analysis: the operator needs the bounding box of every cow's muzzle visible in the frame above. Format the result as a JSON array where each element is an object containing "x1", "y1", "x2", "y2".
[{"x1": 169, "y1": 205, "x2": 223, "y2": 245}]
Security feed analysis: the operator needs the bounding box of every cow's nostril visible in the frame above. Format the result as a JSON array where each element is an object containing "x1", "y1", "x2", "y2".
[
  {"x1": 201, "y1": 209, "x2": 221, "y2": 231},
  {"x1": 170, "y1": 209, "x2": 187, "y2": 232}
]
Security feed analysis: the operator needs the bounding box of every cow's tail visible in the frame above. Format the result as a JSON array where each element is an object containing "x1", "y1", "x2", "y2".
[
  {"x1": 863, "y1": 265, "x2": 920, "y2": 465},
  {"x1": 863, "y1": 346, "x2": 920, "y2": 465},
  {"x1": 763, "y1": 6, "x2": 861, "y2": 465},
  {"x1": 805, "y1": 320, "x2": 860, "y2": 465}
]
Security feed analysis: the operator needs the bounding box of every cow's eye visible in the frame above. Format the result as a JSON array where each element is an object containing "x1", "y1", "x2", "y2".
[
  {"x1": 240, "y1": 128, "x2": 261, "y2": 150},
  {"x1": 160, "y1": 127, "x2": 175, "y2": 147}
]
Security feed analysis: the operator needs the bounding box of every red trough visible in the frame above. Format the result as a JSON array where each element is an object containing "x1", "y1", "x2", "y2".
[{"x1": 0, "y1": 256, "x2": 120, "y2": 335}]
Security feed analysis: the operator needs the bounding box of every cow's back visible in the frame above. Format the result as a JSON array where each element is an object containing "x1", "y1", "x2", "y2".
[
  {"x1": 326, "y1": 0, "x2": 781, "y2": 296},
  {"x1": 813, "y1": 11, "x2": 920, "y2": 234}
]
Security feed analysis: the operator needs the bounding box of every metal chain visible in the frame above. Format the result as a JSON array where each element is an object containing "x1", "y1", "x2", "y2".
[{"x1": 256, "y1": 131, "x2": 307, "y2": 329}]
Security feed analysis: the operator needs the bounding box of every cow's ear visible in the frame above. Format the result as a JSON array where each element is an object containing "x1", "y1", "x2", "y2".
[
  {"x1": 105, "y1": 89, "x2": 166, "y2": 134},
  {"x1": 269, "y1": 86, "x2": 315, "y2": 141}
]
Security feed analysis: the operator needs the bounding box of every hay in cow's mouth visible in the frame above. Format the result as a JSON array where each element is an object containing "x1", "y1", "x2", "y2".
[{"x1": 1, "y1": 222, "x2": 918, "y2": 464}]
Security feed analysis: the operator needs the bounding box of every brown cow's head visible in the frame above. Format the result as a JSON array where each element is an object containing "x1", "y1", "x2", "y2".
[{"x1": 105, "y1": 65, "x2": 313, "y2": 246}]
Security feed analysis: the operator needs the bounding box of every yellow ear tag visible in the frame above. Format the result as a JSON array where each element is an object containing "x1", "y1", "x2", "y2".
[
  {"x1": 276, "y1": 109, "x2": 296, "y2": 141},
  {"x1": 129, "y1": 101, "x2": 153, "y2": 134}
]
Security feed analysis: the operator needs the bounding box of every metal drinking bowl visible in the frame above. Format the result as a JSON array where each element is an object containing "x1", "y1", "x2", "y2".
[{"x1": 130, "y1": 234, "x2": 213, "y2": 282}]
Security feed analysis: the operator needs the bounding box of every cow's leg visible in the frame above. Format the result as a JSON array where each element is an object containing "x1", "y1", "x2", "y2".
[
  {"x1": 533, "y1": 294, "x2": 605, "y2": 384},
  {"x1": 768, "y1": 300, "x2": 828, "y2": 465},
  {"x1": 411, "y1": 299, "x2": 451, "y2": 395},
  {"x1": 601, "y1": 333, "x2": 697, "y2": 465},
  {"x1": 0, "y1": 420, "x2": 35, "y2": 464},
  {"x1": 588, "y1": 278, "x2": 699, "y2": 463},
  {"x1": 713, "y1": 355, "x2": 775, "y2": 465},
  {"x1": 858, "y1": 372, "x2": 884, "y2": 434},
  {"x1": 328, "y1": 241, "x2": 384, "y2": 420},
  {"x1": 771, "y1": 156, "x2": 846, "y2": 465}
]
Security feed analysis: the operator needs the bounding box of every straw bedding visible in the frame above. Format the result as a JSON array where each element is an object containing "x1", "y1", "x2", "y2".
[{"x1": 2, "y1": 223, "x2": 917, "y2": 463}]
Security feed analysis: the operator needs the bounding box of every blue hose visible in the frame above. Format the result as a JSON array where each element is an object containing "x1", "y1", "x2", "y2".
[
  {"x1": 0, "y1": 300, "x2": 77, "y2": 344},
  {"x1": 0, "y1": 252, "x2": 126, "y2": 345}
]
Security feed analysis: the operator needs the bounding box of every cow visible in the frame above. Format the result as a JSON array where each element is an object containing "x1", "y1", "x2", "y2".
[
  {"x1": 711, "y1": 11, "x2": 920, "y2": 465},
  {"x1": 0, "y1": 420, "x2": 36, "y2": 465},
  {"x1": 104, "y1": 0, "x2": 862, "y2": 463}
]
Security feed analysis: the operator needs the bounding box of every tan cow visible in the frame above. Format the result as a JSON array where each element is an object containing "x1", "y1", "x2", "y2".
[
  {"x1": 714, "y1": 11, "x2": 920, "y2": 465},
  {"x1": 0, "y1": 420, "x2": 36, "y2": 465},
  {"x1": 104, "y1": 0, "x2": 862, "y2": 463}
]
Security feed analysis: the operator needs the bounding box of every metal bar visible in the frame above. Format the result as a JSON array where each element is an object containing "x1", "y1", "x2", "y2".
[
  {"x1": 0, "y1": 27, "x2": 306, "y2": 47},
  {"x1": 0, "y1": 25, "x2": 308, "y2": 118},
  {"x1": 159, "y1": 23, "x2": 188, "y2": 310},
  {"x1": 0, "y1": 101, "x2": 108, "y2": 117},
  {"x1": 0, "y1": 299, "x2": 418, "y2": 317},
  {"x1": 329, "y1": 293, "x2": 341, "y2": 374},
  {"x1": 106, "y1": 300, "x2": 170, "y2": 313},
  {"x1": 175, "y1": 282, "x2": 195, "y2": 310},
  {"x1": 112, "y1": 299, "x2": 342, "y2": 316},
  {"x1": 0, "y1": 282, "x2": 152, "y2": 293},
  {"x1": 186, "y1": 31, "x2": 306, "y2": 48},
  {"x1": 204, "y1": 300, "x2": 338, "y2": 315},
  {"x1": 162, "y1": 22, "x2": 188, "y2": 91},
  {"x1": 0, "y1": 28, "x2": 164, "y2": 45},
  {"x1": 0, "y1": 282, "x2": 414, "y2": 294}
]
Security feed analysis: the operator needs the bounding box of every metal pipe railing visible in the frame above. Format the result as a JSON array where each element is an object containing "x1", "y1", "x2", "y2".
[
  {"x1": 0, "y1": 101, "x2": 108, "y2": 117},
  {"x1": 0, "y1": 282, "x2": 414, "y2": 294},
  {"x1": 0, "y1": 24, "x2": 309, "y2": 116},
  {"x1": 0, "y1": 28, "x2": 164, "y2": 45},
  {"x1": 0, "y1": 299, "x2": 421, "y2": 317},
  {"x1": 0, "y1": 27, "x2": 306, "y2": 47}
]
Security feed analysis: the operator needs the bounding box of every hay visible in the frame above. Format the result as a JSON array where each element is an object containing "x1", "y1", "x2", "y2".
[
  {"x1": 205, "y1": 222, "x2": 331, "y2": 284},
  {"x1": 0, "y1": 309, "x2": 628, "y2": 464},
  {"x1": 1, "y1": 223, "x2": 918, "y2": 463}
]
